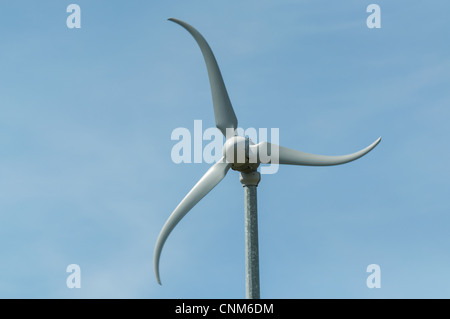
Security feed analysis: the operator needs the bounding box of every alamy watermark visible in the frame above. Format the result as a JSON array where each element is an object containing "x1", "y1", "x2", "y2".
[
  {"x1": 66, "y1": 4, "x2": 81, "y2": 29},
  {"x1": 66, "y1": 264, "x2": 81, "y2": 288},
  {"x1": 366, "y1": 4, "x2": 381, "y2": 29},
  {"x1": 171, "y1": 120, "x2": 280, "y2": 174},
  {"x1": 65, "y1": 4, "x2": 380, "y2": 30},
  {"x1": 366, "y1": 264, "x2": 381, "y2": 288}
]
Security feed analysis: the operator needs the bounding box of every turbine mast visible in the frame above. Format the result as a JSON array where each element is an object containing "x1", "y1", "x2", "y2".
[{"x1": 240, "y1": 171, "x2": 261, "y2": 299}]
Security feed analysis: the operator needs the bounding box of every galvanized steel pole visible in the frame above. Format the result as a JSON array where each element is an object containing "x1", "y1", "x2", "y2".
[{"x1": 240, "y1": 171, "x2": 261, "y2": 299}]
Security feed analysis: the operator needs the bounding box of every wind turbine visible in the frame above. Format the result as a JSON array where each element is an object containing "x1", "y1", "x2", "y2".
[{"x1": 154, "y1": 18, "x2": 381, "y2": 299}]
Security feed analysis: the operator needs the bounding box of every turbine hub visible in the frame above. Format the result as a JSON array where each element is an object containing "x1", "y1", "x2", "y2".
[{"x1": 223, "y1": 136, "x2": 259, "y2": 172}]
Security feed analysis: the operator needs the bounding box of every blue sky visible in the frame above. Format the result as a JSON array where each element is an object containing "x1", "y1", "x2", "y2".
[{"x1": 0, "y1": 0, "x2": 449, "y2": 298}]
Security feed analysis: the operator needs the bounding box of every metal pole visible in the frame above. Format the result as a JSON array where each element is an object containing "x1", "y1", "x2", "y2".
[{"x1": 240, "y1": 171, "x2": 261, "y2": 299}]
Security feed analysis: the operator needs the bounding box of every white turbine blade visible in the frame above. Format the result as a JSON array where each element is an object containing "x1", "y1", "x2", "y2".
[
  {"x1": 154, "y1": 158, "x2": 231, "y2": 285},
  {"x1": 254, "y1": 137, "x2": 381, "y2": 166},
  {"x1": 169, "y1": 18, "x2": 238, "y2": 137}
]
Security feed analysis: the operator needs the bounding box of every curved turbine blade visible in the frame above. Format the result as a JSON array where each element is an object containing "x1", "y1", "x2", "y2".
[
  {"x1": 253, "y1": 137, "x2": 381, "y2": 166},
  {"x1": 168, "y1": 18, "x2": 238, "y2": 137},
  {"x1": 154, "y1": 158, "x2": 231, "y2": 285}
]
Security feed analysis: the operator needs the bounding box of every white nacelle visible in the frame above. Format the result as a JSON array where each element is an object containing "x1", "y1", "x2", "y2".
[{"x1": 222, "y1": 136, "x2": 259, "y2": 172}]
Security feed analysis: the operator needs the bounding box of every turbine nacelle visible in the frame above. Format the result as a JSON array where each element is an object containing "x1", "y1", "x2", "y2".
[{"x1": 222, "y1": 136, "x2": 260, "y2": 172}]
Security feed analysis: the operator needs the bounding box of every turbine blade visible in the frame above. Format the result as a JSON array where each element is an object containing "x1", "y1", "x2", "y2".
[
  {"x1": 168, "y1": 18, "x2": 238, "y2": 137},
  {"x1": 154, "y1": 158, "x2": 231, "y2": 285},
  {"x1": 254, "y1": 137, "x2": 381, "y2": 166}
]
